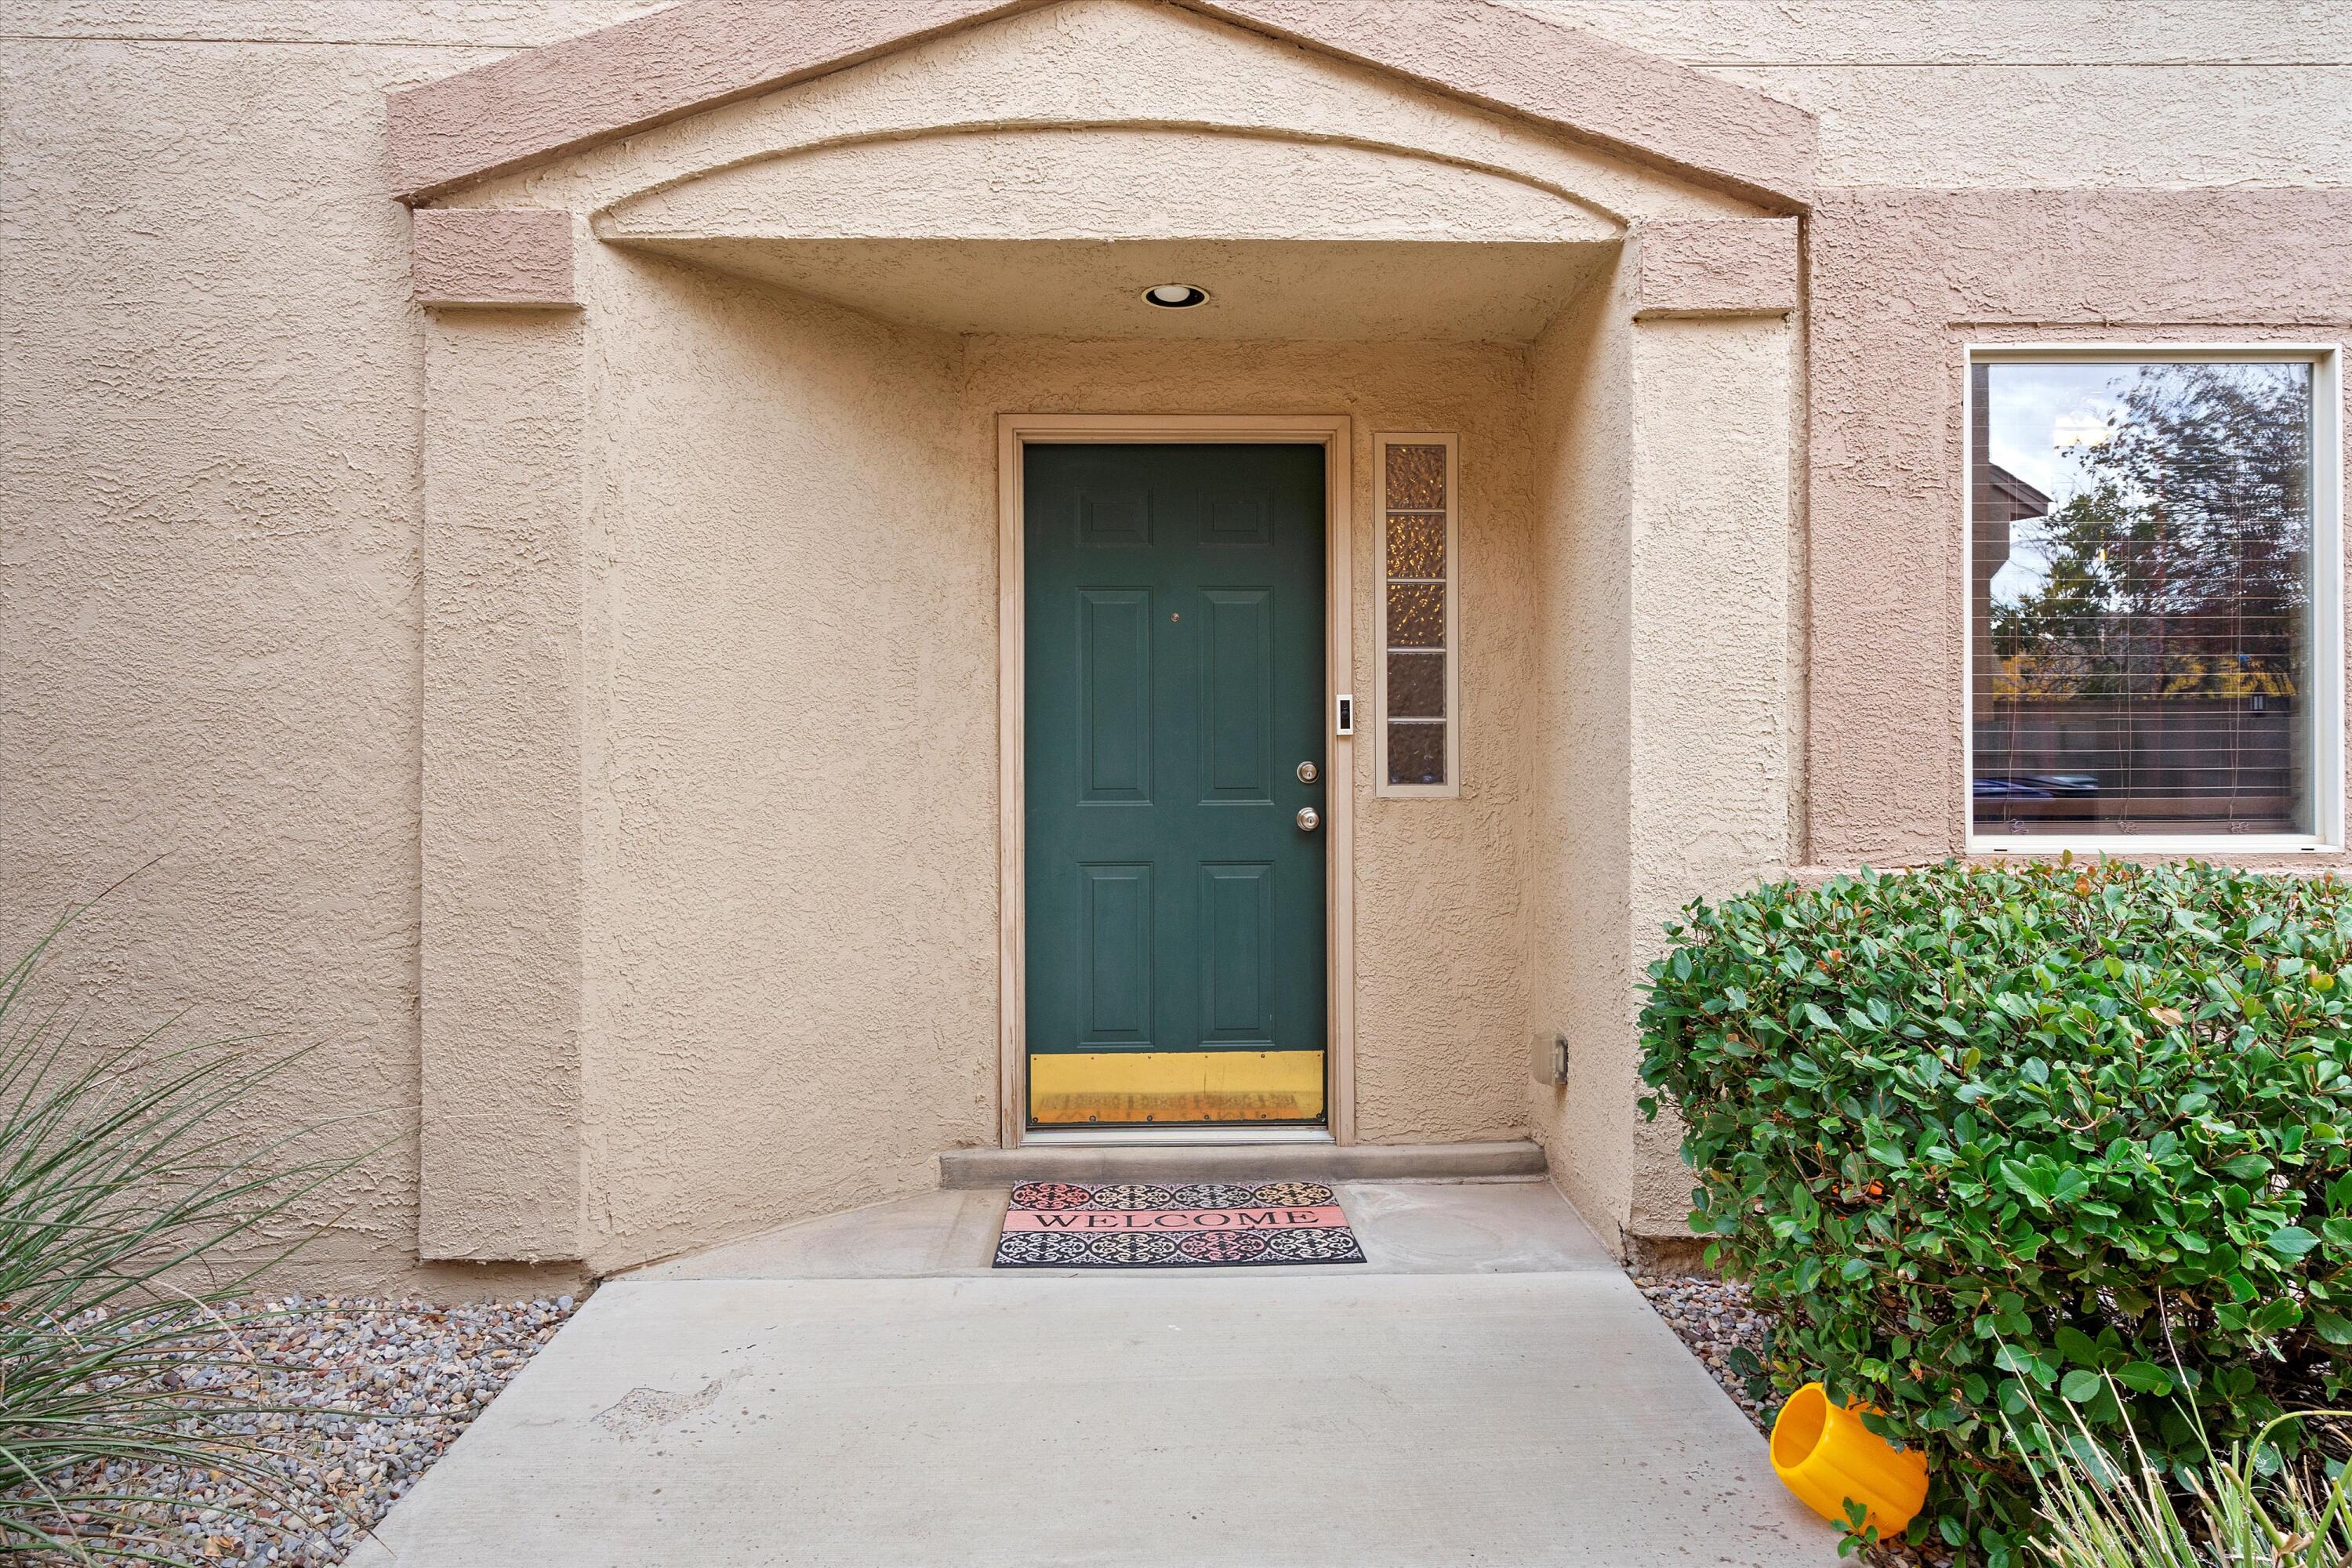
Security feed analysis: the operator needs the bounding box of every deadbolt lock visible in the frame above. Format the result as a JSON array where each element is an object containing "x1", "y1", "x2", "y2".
[{"x1": 1297, "y1": 760, "x2": 1318, "y2": 784}]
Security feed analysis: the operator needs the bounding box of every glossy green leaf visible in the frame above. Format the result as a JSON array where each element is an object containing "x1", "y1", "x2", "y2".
[{"x1": 2267, "y1": 1226, "x2": 2321, "y2": 1258}]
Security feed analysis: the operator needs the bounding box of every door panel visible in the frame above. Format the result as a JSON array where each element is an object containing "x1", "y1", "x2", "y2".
[
  {"x1": 1077, "y1": 590, "x2": 1152, "y2": 803},
  {"x1": 1200, "y1": 590, "x2": 1272, "y2": 802},
  {"x1": 1078, "y1": 487, "x2": 1152, "y2": 546},
  {"x1": 1198, "y1": 861, "x2": 1275, "y2": 1044},
  {"x1": 1080, "y1": 862, "x2": 1152, "y2": 1044},
  {"x1": 1025, "y1": 443, "x2": 1327, "y2": 1127}
]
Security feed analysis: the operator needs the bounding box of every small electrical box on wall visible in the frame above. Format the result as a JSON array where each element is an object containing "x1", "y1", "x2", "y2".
[
  {"x1": 1336, "y1": 694, "x2": 1355, "y2": 736},
  {"x1": 1530, "y1": 1032, "x2": 1571, "y2": 1086}
]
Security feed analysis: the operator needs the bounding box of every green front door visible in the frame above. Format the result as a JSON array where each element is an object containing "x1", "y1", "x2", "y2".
[{"x1": 1024, "y1": 444, "x2": 1328, "y2": 1128}]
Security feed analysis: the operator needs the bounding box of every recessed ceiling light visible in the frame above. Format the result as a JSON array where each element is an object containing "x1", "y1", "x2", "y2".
[{"x1": 1143, "y1": 283, "x2": 1209, "y2": 309}]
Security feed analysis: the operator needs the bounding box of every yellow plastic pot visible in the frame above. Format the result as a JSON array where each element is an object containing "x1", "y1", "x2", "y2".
[{"x1": 1769, "y1": 1382, "x2": 1929, "y2": 1535}]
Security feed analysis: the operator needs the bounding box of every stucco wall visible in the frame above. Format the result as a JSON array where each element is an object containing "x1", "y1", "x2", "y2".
[
  {"x1": 6, "y1": 0, "x2": 2350, "y2": 1290},
  {"x1": 554, "y1": 324, "x2": 1541, "y2": 1272},
  {"x1": 428, "y1": 0, "x2": 1761, "y2": 225},
  {"x1": 1523, "y1": 249, "x2": 1797, "y2": 1248},
  {"x1": 1525, "y1": 259, "x2": 1637, "y2": 1237},
  {"x1": 1515, "y1": 1, "x2": 2352, "y2": 190},
  {"x1": 418, "y1": 305, "x2": 591, "y2": 1264},
  {"x1": 576, "y1": 249, "x2": 993, "y2": 1272},
  {"x1": 1621, "y1": 310, "x2": 1795, "y2": 1232},
  {"x1": 1805, "y1": 187, "x2": 2352, "y2": 872},
  {"x1": 0, "y1": 15, "x2": 636, "y2": 1296}
]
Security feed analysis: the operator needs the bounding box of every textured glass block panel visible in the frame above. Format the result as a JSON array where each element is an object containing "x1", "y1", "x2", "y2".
[
  {"x1": 1387, "y1": 582, "x2": 1444, "y2": 648},
  {"x1": 1386, "y1": 514, "x2": 1446, "y2": 581},
  {"x1": 1388, "y1": 652, "x2": 1446, "y2": 718},
  {"x1": 1388, "y1": 720, "x2": 1446, "y2": 786},
  {"x1": 1386, "y1": 444, "x2": 1446, "y2": 510}
]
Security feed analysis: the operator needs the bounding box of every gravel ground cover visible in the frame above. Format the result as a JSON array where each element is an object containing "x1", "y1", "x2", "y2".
[
  {"x1": 1631, "y1": 1272, "x2": 1777, "y2": 1432},
  {"x1": 13, "y1": 1294, "x2": 579, "y2": 1566},
  {"x1": 1632, "y1": 1272, "x2": 1953, "y2": 1566}
]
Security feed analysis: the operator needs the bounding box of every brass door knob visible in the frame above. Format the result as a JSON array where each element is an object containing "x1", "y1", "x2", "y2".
[{"x1": 1296, "y1": 807, "x2": 1321, "y2": 833}]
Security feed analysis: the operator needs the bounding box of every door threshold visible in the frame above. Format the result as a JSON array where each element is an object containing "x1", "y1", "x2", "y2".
[
  {"x1": 1021, "y1": 1126, "x2": 1336, "y2": 1148},
  {"x1": 941, "y1": 1138, "x2": 1545, "y2": 1189}
]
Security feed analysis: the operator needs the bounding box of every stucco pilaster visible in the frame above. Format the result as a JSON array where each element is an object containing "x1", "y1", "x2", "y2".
[
  {"x1": 1621, "y1": 302, "x2": 1796, "y2": 1237},
  {"x1": 419, "y1": 279, "x2": 588, "y2": 1262},
  {"x1": 1530, "y1": 235, "x2": 1798, "y2": 1255}
]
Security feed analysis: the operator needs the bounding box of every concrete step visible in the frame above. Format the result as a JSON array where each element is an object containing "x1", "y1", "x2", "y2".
[{"x1": 938, "y1": 1138, "x2": 1546, "y2": 1189}]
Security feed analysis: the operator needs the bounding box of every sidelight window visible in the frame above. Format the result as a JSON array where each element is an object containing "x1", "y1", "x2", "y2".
[
  {"x1": 1966, "y1": 347, "x2": 2341, "y2": 848},
  {"x1": 1376, "y1": 433, "x2": 1461, "y2": 797}
]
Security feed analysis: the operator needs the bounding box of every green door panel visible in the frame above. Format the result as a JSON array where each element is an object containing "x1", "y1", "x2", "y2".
[
  {"x1": 1199, "y1": 860, "x2": 1275, "y2": 1042},
  {"x1": 1077, "y1": 590, "x2": 1152, "y2": 803},
  {"x1": 1202, "y1": 590, "x2": 1272, "y2": 801},
  {"x1": 1081, "y1": 862, "x2": 1152, "y2": 1043},
  {"x1": 1025, "y1": 444, "x2": 1328, "y2": 1099}
]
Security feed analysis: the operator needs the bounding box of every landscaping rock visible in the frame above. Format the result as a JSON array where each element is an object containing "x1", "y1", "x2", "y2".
[
  {"x1": 1631, "y1": 1272, "x2": 1776, "y2": 1433},
  {"x1": 13, "y1": 1294, "x2": 580, "y2": 1566}
]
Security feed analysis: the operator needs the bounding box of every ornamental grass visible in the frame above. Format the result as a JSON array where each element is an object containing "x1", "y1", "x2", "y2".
[
  {"x1": 0, "y1": 909, "x2": 368, "y2": 1562},
  {"x1": 2022, "y1": 1398, "x2": 2352, "y2": 1568}
]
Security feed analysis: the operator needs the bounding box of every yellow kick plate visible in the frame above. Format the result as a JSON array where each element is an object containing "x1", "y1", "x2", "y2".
[{"x1": 1030, "y1": 1050, "x2": 1326, "y2": 1127}]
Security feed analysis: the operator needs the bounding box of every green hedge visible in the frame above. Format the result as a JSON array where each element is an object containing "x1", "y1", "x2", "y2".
[{"x1": 1638, "y1": 859, "x2": 2352, "y2": 1563}]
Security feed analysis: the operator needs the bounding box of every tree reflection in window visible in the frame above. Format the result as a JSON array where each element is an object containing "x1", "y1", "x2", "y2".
[{"x1": 1971, "y1": 358, "x2": 2316, "y2": 837}]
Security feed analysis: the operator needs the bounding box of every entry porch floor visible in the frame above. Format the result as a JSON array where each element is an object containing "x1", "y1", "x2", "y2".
[{"x1": 349, "y1": 1181, "x2": 1833, "y2": 1566}]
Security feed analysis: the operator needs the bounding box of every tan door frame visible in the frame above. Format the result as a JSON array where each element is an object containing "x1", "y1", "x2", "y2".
[{"x1": 997, "y1": 413, "x2": 1356, "y2": 1149}]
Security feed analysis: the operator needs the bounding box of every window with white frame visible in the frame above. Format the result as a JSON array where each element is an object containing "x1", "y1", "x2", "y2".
[
  {"x1": 1968, "y1": 347, "x2": 2340, "y2": 845},
  {"x1": 1376, "y1": 433, "x2": 1460, "y2": 797}
]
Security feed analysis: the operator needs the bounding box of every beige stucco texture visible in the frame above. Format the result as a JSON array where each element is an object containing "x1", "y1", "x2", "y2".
[
  {"x1": 572, "y1": 310, "x2": 1551, "y2": 1271},
  {"x1": 7, "y1": 0, "x2": 2347, "y2": 1288},
  {"x1": 1519, "y1": 240, "x2": 1796, "y2": 1245},
  {"x1": 1805, "y1": 188, "x2": 2352, "y2": 873},
  {"x1": 0, "y1": 26, "x2": 599, "y2": 1297},
  {"x1": 411, "y1": 208, "x2": 577, "y2": 308},
  {"x1": 597, "y1": 127, "x2": 1617, "y2": 339},
  {"x1": 399, "y1": 0, "x2": 1794, "y2": 1273},
  {"x1": 1518, "y1": 0, "x2": 2352, "y2": 191},
  {"x1": 577, "y1": 255, "x2": 987, "y2": 1269}
]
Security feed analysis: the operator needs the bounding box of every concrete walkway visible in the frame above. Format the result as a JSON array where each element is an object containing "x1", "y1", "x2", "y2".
[{"x1": 349, "y1": 1181, "x2": 1834, "y2": 1566}]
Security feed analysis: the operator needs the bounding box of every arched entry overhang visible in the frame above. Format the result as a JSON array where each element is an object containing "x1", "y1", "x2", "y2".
[{"x1": 393, "y1": 0, "x2": 1813, "y2": 1273}]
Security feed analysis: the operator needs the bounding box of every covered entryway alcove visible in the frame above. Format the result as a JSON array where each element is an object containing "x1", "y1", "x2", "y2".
[{"x1": 397, "y1": 0, "x2": 1810, "y2": 1274}]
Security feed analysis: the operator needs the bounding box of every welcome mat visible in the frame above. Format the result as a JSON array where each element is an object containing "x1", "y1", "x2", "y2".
[{"x1": 992, "y1": 1180, "x2": 1368, "y2": 1269}]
